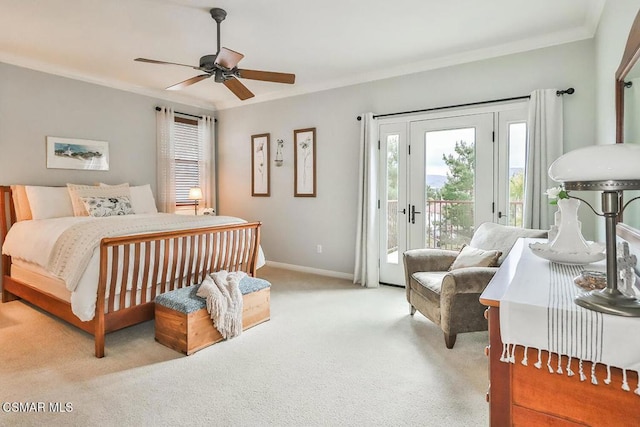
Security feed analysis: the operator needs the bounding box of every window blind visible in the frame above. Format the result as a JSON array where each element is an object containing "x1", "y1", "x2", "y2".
[{"x1": 174, "y1": 119, "x2": 200, "y2": 205}]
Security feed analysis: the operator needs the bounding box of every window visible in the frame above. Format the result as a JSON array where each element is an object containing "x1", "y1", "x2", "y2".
[{"x1": 174, "y1": 117, "x2": 199, "y2": 206}]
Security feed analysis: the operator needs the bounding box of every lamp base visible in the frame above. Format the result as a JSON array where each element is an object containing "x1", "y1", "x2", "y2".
[{"x1": 575, "y1": 288, "x2": 640, "y2": 317}]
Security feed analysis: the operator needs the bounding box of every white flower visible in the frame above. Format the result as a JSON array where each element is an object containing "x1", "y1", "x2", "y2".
[{"x1": 545, "y1": 186, "x2": 562, "y2": 199}]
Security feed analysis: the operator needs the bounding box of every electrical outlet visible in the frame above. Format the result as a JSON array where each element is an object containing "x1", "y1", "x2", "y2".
[{"x1": 316, "y1": 244, "x2": 323, "y2": 254}]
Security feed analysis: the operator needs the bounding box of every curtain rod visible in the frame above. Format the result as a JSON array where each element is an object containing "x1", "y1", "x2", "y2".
[
  {"x1": 356, "y1": 87, "x2": 575, "y2": 121},
  {"x1": 154, "y1": 107, "x2": 217, "y2": 122}
]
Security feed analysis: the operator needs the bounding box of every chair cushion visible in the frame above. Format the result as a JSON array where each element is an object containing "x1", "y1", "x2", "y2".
[
  {"x1": 449, "y1": 245, "x2": 501, "y2": 270},
  {"x1": 411, "y1": 271, "x2": 447, "y2": 295}
]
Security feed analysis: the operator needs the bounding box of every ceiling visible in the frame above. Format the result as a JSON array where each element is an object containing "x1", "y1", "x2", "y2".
[{"x1": 0, "y1": 0, "x2": 605, "y2": 111}]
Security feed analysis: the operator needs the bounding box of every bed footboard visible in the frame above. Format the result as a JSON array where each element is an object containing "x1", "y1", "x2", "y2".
[{"x1": 94, "y1": 221, "x2": 262, "y2": 357}]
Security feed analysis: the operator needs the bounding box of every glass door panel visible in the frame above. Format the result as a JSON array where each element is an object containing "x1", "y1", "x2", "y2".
[
  {"x1": 507, "y1": 122, "x2": 526, "y2": 227},
  {"x1": 496, "y1": 107, "x2": 528, "y2": 227},
  {"x1": 386, "y1": 134, "x2": 400, "y2": 264},
  {"x1": 424, "y1": 128, "x2": 476, "y2": 250},
  {"x1": 409, "y1": 114, "x2": 494, "y2": 251},
  {"x1": 379, "y1": 123, "x2": 407, "y2": 285}
]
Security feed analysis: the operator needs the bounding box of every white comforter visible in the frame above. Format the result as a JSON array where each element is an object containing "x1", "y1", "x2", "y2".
[{"x1": 2, "y1": 213, "x2": 265, "y2": 321}]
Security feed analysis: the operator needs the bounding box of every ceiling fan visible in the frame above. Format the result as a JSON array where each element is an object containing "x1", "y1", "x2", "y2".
[{"x1": 135, "y1": 7, "x2": 295, "y2": 100}]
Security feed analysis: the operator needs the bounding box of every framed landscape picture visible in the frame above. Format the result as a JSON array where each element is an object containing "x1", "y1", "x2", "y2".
[
  {"x1": 294, "y1": 128, "x2": 316, "y2": 197},
  {"x1": 46, "y1": 137, "x2": 109, "y2": 171},
  {"x1": 251, "y1": 133, "x2": 270, "y2": 196}
]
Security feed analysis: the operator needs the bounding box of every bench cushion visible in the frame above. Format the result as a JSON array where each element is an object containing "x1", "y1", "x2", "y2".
[{"x1": 155, "y1": 276, "x2": 271, "y2": 314}]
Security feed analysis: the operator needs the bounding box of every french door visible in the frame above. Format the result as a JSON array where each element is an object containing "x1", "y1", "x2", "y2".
[{"x1": 379, "y1": 113, "x2": 495, "y2": 286}]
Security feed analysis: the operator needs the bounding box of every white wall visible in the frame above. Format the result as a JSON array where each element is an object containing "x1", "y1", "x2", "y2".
[
  {"x1": 0, "y1": 62, "x2": 217, "y2": 293},
  {"x1": 0, "y1": 37, "x2": 601, "y2": 277},
  {"x1": 0, "y1": 62, "x2": 214, "y2": 192},
  {"x1": 217, "y1": 40, "x2": 596, "y2": 275}
]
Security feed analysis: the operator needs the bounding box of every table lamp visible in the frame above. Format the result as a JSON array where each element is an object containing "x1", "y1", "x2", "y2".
[
  {"x1": 548, "y1": 143, "x2": 640, "y2": 316},
  {"x1": 188, "y1": 187, "x2": 203, "y2": 215}
]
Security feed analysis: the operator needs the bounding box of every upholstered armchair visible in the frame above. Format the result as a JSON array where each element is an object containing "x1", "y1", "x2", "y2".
[{"x1": 403, "y1": 222, "x2": 547, "y2": 349}]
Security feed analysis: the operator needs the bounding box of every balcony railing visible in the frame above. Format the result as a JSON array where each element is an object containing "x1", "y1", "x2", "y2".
[
  {"x1": 386, "y1": 199, "x2": 524, "y2": 252},
  {"x1": 425, "y1": 200, "x2": 474, "y2": 250}
]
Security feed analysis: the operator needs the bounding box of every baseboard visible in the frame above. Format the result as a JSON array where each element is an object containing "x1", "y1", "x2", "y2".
[{"x1": 264, "y1": 261, "x2": 354, "y2": 281}]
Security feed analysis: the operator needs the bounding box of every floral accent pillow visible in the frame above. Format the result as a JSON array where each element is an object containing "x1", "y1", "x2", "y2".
[{"x1": 80, "y1": 196, "x2": 134, "y2": 217}]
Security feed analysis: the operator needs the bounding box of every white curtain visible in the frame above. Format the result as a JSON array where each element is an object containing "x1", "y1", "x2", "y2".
[
  {"x1": 523, "y1": 89, "x2": 564, "y2": 230},
  {"x1": 156, "y1": 107, "x2": 176, "y2": 213},
  {"x1": 353, "y1": 113, "x2": 379, "y2": 288},
  {"x1": 198, "y1": 115, "x2": 215, "y2": 210}
]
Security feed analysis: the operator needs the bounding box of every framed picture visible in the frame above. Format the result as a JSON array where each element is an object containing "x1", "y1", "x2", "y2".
[
  {"x1": 251, "y1": 133, "x2": 270, "y2": 196},
  {"x1": 46, "y1": 137, "x2": 109, "y2": 171},
  {"x1": 294, "y1": 128, "x2": 316, "y2": 197}
]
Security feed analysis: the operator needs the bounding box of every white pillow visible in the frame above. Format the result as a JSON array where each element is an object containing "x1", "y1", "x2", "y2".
[
  {"x1": 98, "y1": 183, "x2": 158, "y2": 214},
  {"x1": 129, "y1": 184, "x2": 158, "y2": 214},
  {"x1": 24, "y1": 186, "x2": 74, "y2": 219},
  {"x1": 67, "y1": 183, "x2": 131, "y2": 216},
  {"x1": 448, "y1": 245, "x2": 502, "y2": 271}
]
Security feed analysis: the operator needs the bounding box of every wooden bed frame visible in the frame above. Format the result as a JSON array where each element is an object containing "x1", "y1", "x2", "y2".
[{"x1": 0, "y1": 186, "x2": 262, "y2": 358}]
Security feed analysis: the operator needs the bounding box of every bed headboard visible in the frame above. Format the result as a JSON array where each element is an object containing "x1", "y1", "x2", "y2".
[{"x1": 1, "y1": 186, "x2": 16, "y2": 278}]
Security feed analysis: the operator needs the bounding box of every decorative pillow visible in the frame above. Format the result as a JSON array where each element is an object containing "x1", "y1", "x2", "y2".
[
  {"x1": 24, "y1": 186, "x2": 74, "y2": 220},
  {"x1": 81, "y1": 196, "x2": 134, "y2": 217},
  {"x1": 67, "y1": 183, "x2": 131, "y2": 216},
  {"x1": 98, "y1": 183, "x2": 157, "y2": 214},
  {"x1": 449, "y1": 245, "x2": 502, "y2": 271}
]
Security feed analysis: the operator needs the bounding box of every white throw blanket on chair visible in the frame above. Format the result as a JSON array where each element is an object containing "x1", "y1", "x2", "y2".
[{"x1": 196, "y1": 270, "x2": 246, "y2": 339}]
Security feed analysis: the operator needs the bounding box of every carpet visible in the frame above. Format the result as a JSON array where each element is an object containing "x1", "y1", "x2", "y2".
[{"x1": 0, "y1": 266, "x2": 489, "y2": 426}]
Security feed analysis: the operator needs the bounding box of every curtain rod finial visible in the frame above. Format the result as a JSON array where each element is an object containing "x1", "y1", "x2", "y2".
[{"x1": 556, "y1": 87, "x2": 575, "y2": 96}]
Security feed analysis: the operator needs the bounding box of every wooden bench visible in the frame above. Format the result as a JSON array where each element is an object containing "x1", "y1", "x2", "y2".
[{"x1": 155, "y1": 276, "x2": 270, "y2": 355}]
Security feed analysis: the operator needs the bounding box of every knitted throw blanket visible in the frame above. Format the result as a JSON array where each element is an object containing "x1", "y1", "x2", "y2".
[
  {"x1": 47, "y1": 214, "x2": 244, "y2": 292},
  {"x1": 196, "y1": 270, "x2": 246, "y2": 339}
]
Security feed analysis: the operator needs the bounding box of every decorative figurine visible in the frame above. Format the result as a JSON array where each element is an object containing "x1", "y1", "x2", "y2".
[{"x1": 617, "y1": 242, "x2": 637, "y2": 298}]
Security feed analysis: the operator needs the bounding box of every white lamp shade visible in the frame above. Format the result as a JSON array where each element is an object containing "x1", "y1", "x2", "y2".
[
  {"x1": 188, "y1": 187, "x2": 203, "y2": 200},
  {"x1": 548, "y1": 143, "x2": 640, "y2": 182}
]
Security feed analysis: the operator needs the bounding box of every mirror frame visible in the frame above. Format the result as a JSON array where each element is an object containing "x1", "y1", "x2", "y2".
[
  {"x1": 617, "y1": 9, "x2": 640, "y2": 235},
  {"x1": 616, "y1": 10, "x2": 640, "y2": 143}
]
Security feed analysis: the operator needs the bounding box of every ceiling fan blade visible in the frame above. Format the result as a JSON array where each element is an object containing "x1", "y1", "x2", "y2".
[
  {"x1": 223, "y1": 77, "x2": 255, "y2": 100},
  {"x1": 135, "y1": 58, "x2": 200, "y2": 70},
  {"x1": 237, "y1": 69, "x2": 296, "y2": 84},
  {"x1": 166, "y1": 74, "x2": 211, "y2": 91},
  {"x1": 214, "y1": 47, "x2": 244, "y2": 69}
]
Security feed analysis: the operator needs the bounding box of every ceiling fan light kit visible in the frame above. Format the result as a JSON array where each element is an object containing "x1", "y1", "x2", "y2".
[{"x1": 134, "y1": 7, "x2": 295, "y2": 100}]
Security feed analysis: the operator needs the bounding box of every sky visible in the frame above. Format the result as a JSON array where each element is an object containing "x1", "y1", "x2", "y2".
[{"x1": 425, "y1": 122, "x2": 526, "y2": 176}]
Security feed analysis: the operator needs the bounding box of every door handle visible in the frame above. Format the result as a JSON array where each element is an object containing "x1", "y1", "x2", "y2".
[
  {"x1": 498, "y1": 211, "x2": 503, "y2": 219},
  {"x1": 411, "y1": 204, "x2": 421, "y2": 224}
]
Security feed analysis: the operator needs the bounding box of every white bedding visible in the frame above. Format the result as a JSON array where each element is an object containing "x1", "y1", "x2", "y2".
[{"x1": 2, "y1": 213, "x2": 265, "y2": 321}]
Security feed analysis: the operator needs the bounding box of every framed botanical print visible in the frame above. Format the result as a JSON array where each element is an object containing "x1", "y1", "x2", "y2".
[
  {"x1": 251, "y1": 133, "x2": 270, "y2": 196},
  {"x1": 294, "y1": 127, "x2": 316, "y2": 197}
]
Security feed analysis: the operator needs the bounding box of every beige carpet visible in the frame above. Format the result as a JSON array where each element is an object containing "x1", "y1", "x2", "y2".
[{"x1": 0, "y1": 266, "x2": 489, "y2": 426}]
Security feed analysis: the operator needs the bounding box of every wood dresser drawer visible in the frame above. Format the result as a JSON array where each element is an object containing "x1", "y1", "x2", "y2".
[{"x1": 511, "y1": 346, "x2": 640, "y2": 427}]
